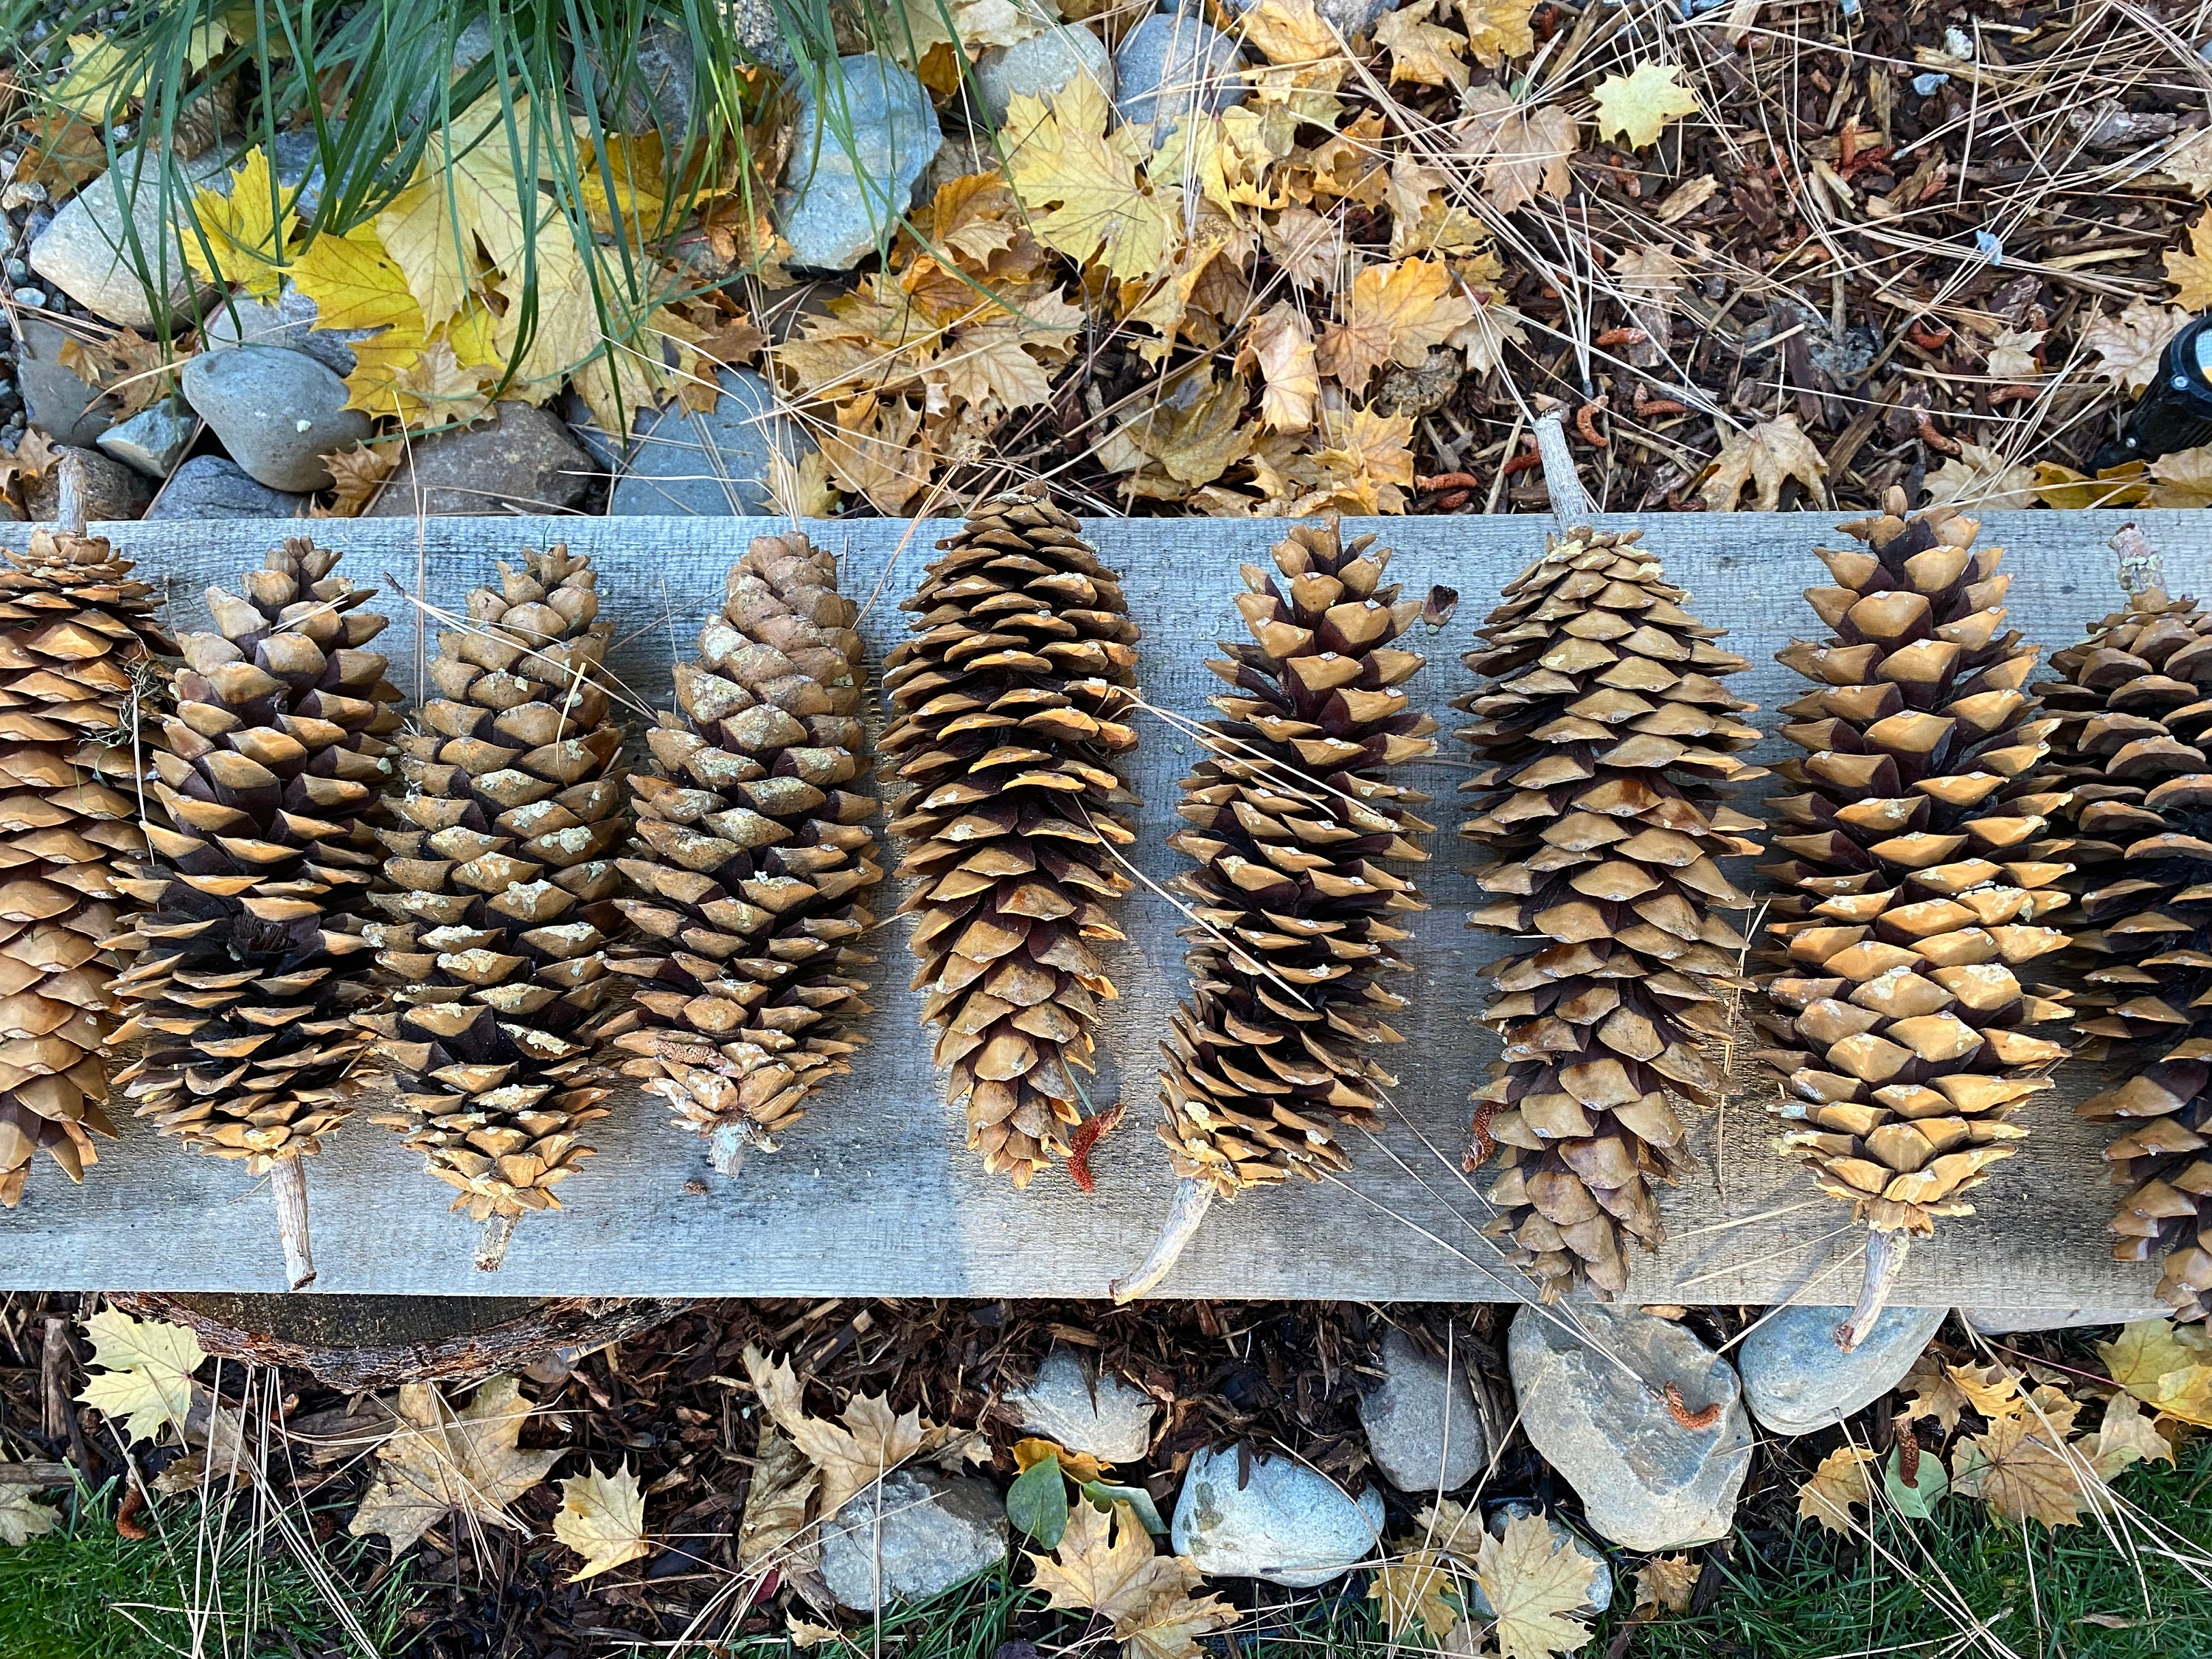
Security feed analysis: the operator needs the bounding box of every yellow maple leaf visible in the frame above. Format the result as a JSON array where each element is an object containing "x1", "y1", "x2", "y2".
[
  {"x1": 291, "y1": 223, "x2": 430, "y2": 337},
  {"x1": 1318, "y1": 257, "x2": 1475, "y2": 387},
  {"x1": 53, "y1": 33, "x2": 142, "y2": 121},
  {"x1": 184, "y1": 147, "x2": 298, "y2": 299},
  {"x1": 76, "y1": 1310, "x2": 204, "y2": 1445},
  {"x1": 347, "y1": 1375, "x2": 560, "y2": 1554},
  {"x1": 2084, "y1": 1392, "x2": 2174, "y2": 1481},
  {"x1": 2166, "y1": 213, "x2": 2212, "y2": 310},
  {"x1": 1370, "y1": 1547, "x2": 1461, "y2": 1640},
  {"x1": 376, "y1": 93, "x2": 557, "y2": 327},
  {"x1": 392, "y1": 338, "x2": 496, "y2": 425},
  {"x1": 744, "y1": 1344, "x2": 984, "y2": 1518},
  {"x1": 1460, "y1": 0, "x2": 1536, "y2": 66},
  {"x1": 579, "y1": 133, "x2": 678, "y2": 242},
  {"x1": 1795, "y1": 1445, "x2": 1876, "y2": 1535},
  {"x1": 491, "y1": 231, "x2": 604, "y2": 401},
  {"x1": 1456, "y1": 86, "x2": 1577, "y2": 212},
  {"x1": 2149, "y1": 445, "x2": 2212, "y2": 510},
  {"x1": 1592, "y1": 61, "x2": 1700, "y2": 150},
  {"x1": 1004, "y1": 79, "x2": 1178, "y2": 284},
  {"x1": 1951, "y1": 1413, "x2": 2087, "y2": 1528},
  {"x1": 1027, "y1": 1500, "x2": 1236, "y2": 1659},
  {"x1": 768, "y1": 449, "x2": 840, "y2": 520},
  {"x1": 1245, "y1": 301, "x2": 1319, "y2": 433},
  {"x1": 1699, "y1": 414, "x2": 1826, "y2": 510},
  {"x1": 1475, "y1": 1512, "x2": 1596, "y2": 1659},
  {"x1": 2098, "y1": 1319, "x2": 2212, "y2": 1427},
  {"x1": 1374, "y1": 0, "x2": 1470, "y2": 91},
  {"x1": 1947, "y1": 1360, "x2": 2027, "y2": 1419},
  {"x1": 2031, "y1": 460, "x2": 2151, "y2": 510},
  {"x1": 1012, "y1": 1436, "x2": 1112, "y2": 1486},
  {"x1": 1632, "y1": 1554, "x2": 1700, "y2": 1615},
  {"x1": 1122, "y1": 373, "x2": 1254, "y2": 488},
  {"x1": 818, "y1": 394, "x2": 933, "y2": 515},
  {"x1": 554, "y1": 1462, "x2": 652, "y2": 1582},
  {"x1": 1900, "y1": 1350, "x2": 1972, "y2": 1432}
]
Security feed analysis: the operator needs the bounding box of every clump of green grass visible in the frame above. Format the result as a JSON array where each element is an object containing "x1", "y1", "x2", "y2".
[{"x1": 0, "y1": 1481, "x2": 416, "y2": 1659}]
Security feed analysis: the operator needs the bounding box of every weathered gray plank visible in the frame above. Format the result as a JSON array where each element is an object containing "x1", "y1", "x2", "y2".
[{"x1": 0, "y1": 507, "x2": 2192, "y2": 1312}]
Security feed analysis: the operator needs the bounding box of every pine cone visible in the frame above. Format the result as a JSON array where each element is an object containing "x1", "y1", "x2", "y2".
[
  {"x1": 1156, "y1": 522, "x2": 1436, "y2": 1197},
  {"x1": 359, "y1": 546, "x2": 629, "y2": 1267},
  {"x1": 2037, "y1": 588, "x2": 2212, "y2": 1321},
  {"x1": 608, "y1": 532, "x2": 881, "y2": 1174},
  {"x1": 1458, "y1": 529, "x2": 1764, "y2": 1301},
  {"x1": 0, "y1": 526, "x2": 170, "y2": 1206},
  {"x1": 1755, "y1": 500, "x2": 2073, "y2": 1343},
  {"x1": 881, "y1": 488, "x2": 1139, "y2": 1187},
  {"x1": 110, "y1": 537, "x2": 400, "y2": 1286}
]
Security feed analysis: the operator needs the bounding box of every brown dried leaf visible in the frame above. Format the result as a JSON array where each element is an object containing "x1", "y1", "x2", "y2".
[
  {"x1": 2149, "y1": 445, "x2": 2212, "y2": 509},
  {"x1": 1475, "y1": 1513, "x2": 1596, "y2": 1659},
  {"x1": 1632, "y1": 1553, "x2": 1700, "y2": 1615},
  {"x1": 1375, "y1": 0, "x2": 1471, "y2": 91},
  {"x1": 347, "y1": 1376, "x2": 560, "y2": 1554},
  {"x1": 1924, "y1": 442, "x2": 2038, "y2": 511},
  {"x1": 1317, "y1": 257, "x2": 1475, "y2": 387},
  {"x1": 1901, "y1": 1350, "x2": 1973, "y2": 1432},
  {"x1": 816, "y1": 394, "x2": 933, "y2": 515},
  {"x1": 735, "y1": 1424, "x2": 820, "y2": 1575},
  {"x1": 319, "y1": 441, "x2": 400, "y2": 518},
  {"x1": 2166, "y1": 212, "x2": 2212, "y2": 310},
  {"x1": 2080, "y1": 299, "x2": 2191, "y2": 394},
  {"x1": 742, "y1": 1344, "x2": 982, "y2": 1520},
  {"x1": 1458, "y1": 0, "x2": 1536, "y2": 66},
  {"x1": 1262, "y1": 206, "x2": 1340, "y2": 288},
  {"x1": 1246, "y1": 302, "x2": 1320, "y2": 433},
  {"x1": 1700, "y1": 414, "x2": 1826, "y2": 510},
  {"x1": 1026, "y1": 1500, "x2": 1237, "y2": 1659},
  {"x1": 1795, "y1": 1445, "x2": 1875, "y2": 1535},
  {"x1": 2084, "y1": 1392, "x2": 2174, "y2": 1481},
  {"x1": 1952, "y1": 1413, "x2": 2087, "y2": 1528},
  {"x1": 1455, "y1": 87, "x2": 1576, "y2": 212}
]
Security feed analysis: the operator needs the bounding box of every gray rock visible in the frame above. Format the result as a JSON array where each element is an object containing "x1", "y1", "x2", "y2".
[
  {"x1": 198, "y1": 282, "x2": 374, "y2": 378},
  {"x1": 818, "y1": 1470, "x2": 1006, "y2": 1613},
  {"x1": 1357, "y1": 1328, "x2": 1488, "y2": 1493},
  {"x1": 777, "y1": 54, "x2": 942, "y2": 270},
  {"x1": 180, "y1": 345, "x2": 369, "y2": 493},
  {"x1": 1958, "y1": 1304, "x2": 2168, "y2": 1336},
  {"x1": 1112, "y1": 13, "x2": 1245, "y2": 145},
  {"x1": 364, "y1": 402, "x2": 593, "y2": 517},
  {"x1": 976, "y1": 25, "x2": 1115, "y2": 127},
  {"x1": 1463, "y1": 1505, "x2": 1613, "y2": 1618},
  {"x1": 15, "y1": 317, "x2": 115, "y2": 446},
  {"x1": 1172, "y1": 1443, "x2": 1384, "y2": 1587},
  {"x1": 1005, "y1": 1346, "x2": 1157, "y2": 1464},
  {"x1": 143, "y1": 454, "x2": 307, "y2": 521},
  {"x1": 268, "y1": 129, "x2": 330, "y2": 224},
  {"x1": 1507, "y1": 1303, "x2": 1752, "y2": 1553},
  {"x1": 597, "y1": 19, "x2": 699, "y2": 137},
  {"x1": 97, "y1": 400, "x2": 196, "y2": 478},
  {"x1": 28, "y1": 153, "x2": 223, "y2": 327},
  {"x1": 1739, "y1": 1304, "x2": 1946, "y2": 1437},
  {"x1": 1219, "y1": 0, "x2": 1396, "y2": 38},
  {"x1": 608, "y1": 368, "x2": 814, "y2": 516},
  {"x1": 27, "y1": 446, "x2": 152, "y2": 522}
]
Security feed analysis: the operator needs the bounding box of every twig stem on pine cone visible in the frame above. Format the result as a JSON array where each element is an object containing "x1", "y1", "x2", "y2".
[{"x1": 271, "y1": 1158, "x2": 316, "y2": 1292}]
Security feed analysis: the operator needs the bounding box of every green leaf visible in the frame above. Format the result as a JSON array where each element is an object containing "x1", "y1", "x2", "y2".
[
  {"x1": 1884, "y1": 1441, "x2": 1949, "y2": 1520},
  {"x1": 1080, "y1": 1479, "x2": 1167, "y2": 1536},
  {"x1": 1006, "y1": 1453, "x2": 1070, "y2": 1546}
]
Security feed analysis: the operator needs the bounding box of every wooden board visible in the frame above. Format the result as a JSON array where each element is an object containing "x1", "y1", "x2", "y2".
[{"x1": 0, "y1": 507, "x2": 2194, "y2": 1313}]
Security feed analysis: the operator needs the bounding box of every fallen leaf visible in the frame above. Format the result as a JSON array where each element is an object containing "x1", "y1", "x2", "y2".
[
  {"x1": 1456, "y1": 86, "x2": 1577, "y2": 212},
  {"x1": 1656, "y1": 174, "x2": 1721, "y2": 223},
  {"x1": 319, "y1": 441, "x2": 401, "y2": 518},
  {"x1": 693, "y1": 316, "x2": 766, "y2": 372},
  {"x1": 0, "y1": 1484, "x2": 60, "y2": 1547},
  {"x1": 1592, "y1": 62, "x2": 1700, "y2": 150},
  {"x1": 787, "y1": 1617, "x2": 846, "y2": 1649},
  {"x1": 55, "y1": 327, "x2": 179, "y2": 418},
  {"x1": 1413, "y1": 1495, "x2": 1487, "y2": 1557},
  {"x1": 554, "y1": 1462, "x2": 651, "y2": 1582},
  {"x1": 1004, "y1": 79, "x2": 1178, "y2": 284},
  {"x1": 1901, "y1": 1349, "x2": 1973, "y2": 1432},
  {"x1": 390, "y1": 338, "x2": 495, "y2": 426},
  {"x1": 2031, "y1": 461, "x2": 2151, "y2": 510},
  {"x1": 1318, "y1": 257, "x2": 1475, "y2": 387},
  {"x1": 1700, "y1": 414, "x2": 1826, "y2": 510},
  {"x1": 1612, "y1": 245, "x2": 1691, "y2": 312},
  {"x1": 2098, "y1": 1319, "x2": 2212, "y2": 1428},
  {"x1": 1371, "y1": 1547, "x2": 1461, "y2": 1640},
  {"x1": 2166, "y1": 212, "x2": 2212, "y2": 310},
  {"x1": 1246, "y1": 302, "x2": 1321, "y2": 433},
  {"x1": 2149, "y1": 445, "x2": 2212, "y2": 510},
  {"x1": 1952, "y1": 1412, "x2": 2087, "y2": 1528},
  {"x1": 2084, "y1": 1392, "x2": 2174, "y2": 1481},
  {"x1": 1947, "y1": 1360, "x2": 2028, "y2": 1419},
  {"x1": 53, "y1": 33, "x2": 143, "y2": 121},
  {"x1": 1632, "y1": 1553, "x2": 1700, "y2": 1615},
  {"x1": 2080, "y1": 299, "x2": 2191, "y2": 394},
  {"x1": 742, "y1": 1344, "x2": 983, "y2": 1520},
  {"x1": 1027, "y1": 1500, "x2": 1235, "y2": 1659},
  {"x1": 2163, "y1": 128, "x2": 2212, "y2": 196},
  {"x1": 1121, "y1": 372, "x2": 1255, "y2": 489},
  {"x1": 1796, "y1": 1445, "x2": 1876, "y2": 1535},
  {"x1": 736, "y1": 1423, "x2": 820, "y2": 1576},
  {"x1": 1475, "y1": 1512, "x2": 1596, "y2": 1659},
  {"x1": 815, "y1": 395, "x2": 933, "y2": 515},
  {"x1": 1448, "y1": 286, "x2": 1530, "y2": 375},
  {"x1": 1458, "y1": 0, "x2": 1537, "y2": 66},
  {"x1": 1923, "y1": 442, "x2": 2037, "y2": 512},
  {"x1": 1375, "y1": 0, "x2": 1471, "y2": 91},
  {"x1": 1262, "y1": 206, "x2": 1340, "y2": 289},
  {"x1": 1984, "y1": 327, "x2": 2045, "y2": 380},
  {"x1": 183, "y1": 147, "x2": 297, "y2": 299},
  {"x1": 1012, "y1": 1437, "x2": 1110, "y2": 1487},
  {"x1": 77, "y1": 1309, "x2": 205, "y2": 1445},
  {"x1": 1883, "y1": 1434, "x2": 1950, "y2": 1518},
  {"x1": 768, "y1": 448, "x2": 840, "y2": 521},
  {"x1": 347, "y1": 1374, "x2": 561, "y2": 1554},
  {"x1": 291, "y1": 223, "x2": 429, "y2": 338}
]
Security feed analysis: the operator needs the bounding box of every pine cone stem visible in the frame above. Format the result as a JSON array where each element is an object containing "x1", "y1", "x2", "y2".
[
  {"x1": 1835, "y1": 1227, "x2": 1910, "y2": 1352},
  {"x1": 475, "y1": 1212, "x2": 518, "y2": 1273},
  {"x1": 271, "y1": 1155, "x2": 316, "y2": 1292},
  {"x1": 1109, "y1": 1177, "x2": 1214, "y2": 1303}
]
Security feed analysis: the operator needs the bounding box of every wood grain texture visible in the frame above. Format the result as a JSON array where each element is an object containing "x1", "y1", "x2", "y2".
[{"x1": 0, "y1": 508, "x2": 2192, "y2": 1312}]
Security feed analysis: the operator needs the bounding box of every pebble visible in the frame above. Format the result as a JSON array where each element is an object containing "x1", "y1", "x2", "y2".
[
  {"x1": 27, "y1": 153, "x2": 224, "y2": 327},
  {"x1": 198, "y1": 282, "x2": 375, "y2": 378},
  {"x1": 27, "y1": 445, "x2": 152, "y2": 522},
  {"x1": 1506, "y1": 1303, "x2": 1752, "y2": 1553},
  {"x1": 1739, "y1": 1304, "x2": 1947, "y2": 1437},
  {"x1": 1172, "y1": 1443, "x2": 1385, "y2": 1587},
  {"x1": 1462, "y1": 1505, "x2": 1613, "y2": 1618},
  {"x1": 976, "y1": 24, "x2": 1116, "y2": 127},
  {"x1": 1218, "y1": 0, "x2": 1397, "y2": 37},
  {"x1": 143, "y1": 454, "x2": 307, "y2": 521},
  {"x1": 179, "y1": 345, "x2": 369, "y2": 493},
  {"x1": 1357, "y1": 1327, "x2": 1489, "y2": 1494},
  {"x1": 364, "y1": 402, "x2": 593, "y2": 517},
  {"x1": 607, "y1": 366, "x2": 816, "y2": 516},
  {"x1": 1112, "y1": 13, "x2": 1245, "y2": 146},
  {"x1": 12, "y1": 288, "x2": 46, "y2": 310},
  {"x1": 15, "y1": 316, "x2": 115, "y2": 447},
  {"x1": 817, "y1": 1470, "x2": 1006, "y2": 1613},
  {"x1": 1004, "y1": 1346, "x2": 1157, "y2": 1465},
  {"x1": 1958, "y1": 1304, "x2": 2168, "y2": 1336},
  {"x1": 96, "y1": 400, "x2": 196, "y2": 479},
  {"x1": 0, "y1": 181, "x2": 45, "y2": 213},
  {"x1": 777, "y1": 54, "x2": 942, "y2": 270}
]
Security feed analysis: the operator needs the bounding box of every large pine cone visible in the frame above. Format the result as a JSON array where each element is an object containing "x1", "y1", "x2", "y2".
[
  {"x1": 1460, "y1": 529, "x2": 1764, "y2": 1299},
  {"x1": 111, "y1": 538, "x2": 400, "y2": 1169},
  {"x1": 608, "y1": 532, "x2": 881, "y2": 1169},
  {"x1": 1155, "y1": 522, "x2": 1435, "y2": 1198},
  {"x1": 360, "y1": 546, "x2": 628, "y2": 1229},
  {"x1": 881, "y1": 488, "x2": 1139, "y2": 1186},
  {"x1": 1755, "y1": 504, "x2": 2073, "y2": 1246},
  {"x1": 2038, "y1": 588, "x2": 2212, "y2": 1320},
  {"x1": 0, "y1": 527, "x2": 170, "y2": 1204}
]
